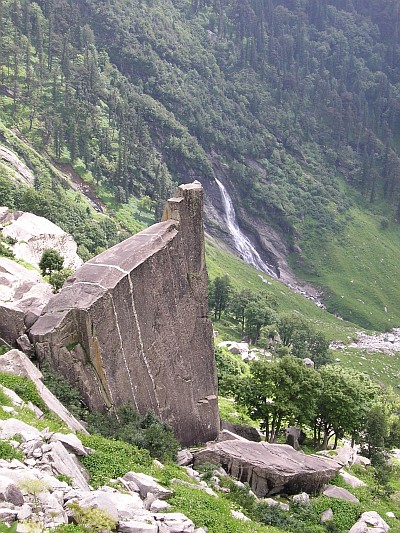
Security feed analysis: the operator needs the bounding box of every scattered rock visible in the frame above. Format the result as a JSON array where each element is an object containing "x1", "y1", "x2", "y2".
[
  {"x1": 293, "y1": 492, "x2": 310, "y2": 506},
  {"x1": 339, "y1": 470, "x2": 366, "y2": 488},
  {"x1": 285, "y1": 427, "x2": 306, "y2": 451},
  {"x1": 122, "y1": 472, "x2": 173, "y2": 500},
  {"x1": 320, "y1": 508, "x2": 334, "y2": 523},
  {"x1": 177, "y1": 449, "x2": 194, "y2": 466},
  {"x1": 386, "y1": 512, "x2": 395, "y2": 519},
  {"x1": 323, "y1": 485, "x2": 359, "y2": 503},
  {"x1": 349, "y1": 511, "x2": 389, "y2": 532},
  {"x1": 230, "y1": 510, "x2": 250, "y2": 521},
  {"x1": 50, "y1": 433, "x2": 88, "y2": 456}
]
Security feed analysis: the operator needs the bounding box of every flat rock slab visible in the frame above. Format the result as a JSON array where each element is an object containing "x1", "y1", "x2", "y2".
[
  {"x1": 194, "y1": 441, "x2": 341, "y2": 497},
  {"x1": 323, "y1": 485, "x2": 360, "y2": 503}
]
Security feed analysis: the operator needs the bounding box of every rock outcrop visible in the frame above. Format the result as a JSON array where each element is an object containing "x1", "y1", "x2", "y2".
[
  {"x1": 30, "y1": 182, "x2": 219, "y2": 446},
  {"x1": 0, "y1": 208, "x2": 82, "y2": 271},
  {"x1": 194, "y1": 440, "x2": 341, "y2": 496},
  {"x1": 0, "y1": 258, "x2": 53, "y2": 346}
]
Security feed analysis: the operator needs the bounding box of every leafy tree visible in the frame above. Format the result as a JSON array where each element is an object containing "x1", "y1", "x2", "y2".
[
  {"x1": 315, "y1": 365, "x2": 380, "y2": 449},
  {"x1": 209, "y1": 275, "x2": 232, "y2": 320},
  {"x1": 362, "y1": 403, "x2": 389, "y2": 460},
  {"x1": 244, "y1": 301, "x2": 277, "y2": 344},
  {"x1": 234, "y1": 356, "x2": 322, "y2": 442},
  {"x1": 49, "y1": 268, "x2": 72, "y2": 293},
  {"x1": 39, "y1": 248, "x2": 64, "y2": 276}
]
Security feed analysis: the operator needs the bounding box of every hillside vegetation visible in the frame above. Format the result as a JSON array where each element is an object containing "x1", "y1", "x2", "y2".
[{"x1": 1, "y1": 0, "x2": 400, "y2": 328}]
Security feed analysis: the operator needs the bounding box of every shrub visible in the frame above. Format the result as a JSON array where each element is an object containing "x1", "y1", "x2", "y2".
[
  {"x1": 79, "y1": 434, "x2": 152, "y2": 488},
  {"x1": 86, "y1": 405, "x2": 179, "y2": 462},
  {"x1": 39, "y1": 248, "x2": 64, "y2": 276},
  {"x1": 0, "y1": 440, "x2": 24, "y2": 461},
  {"x1": 67, "y1": 501, "x2": 116, "y2": 532},
  {"x1": 0, "y1": 373, "x2": 47, "y2": 411}
]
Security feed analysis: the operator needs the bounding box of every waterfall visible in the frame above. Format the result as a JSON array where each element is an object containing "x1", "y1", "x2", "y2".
[{"x1": 215, "y1": 178, "x2": 277, "y2": 278}]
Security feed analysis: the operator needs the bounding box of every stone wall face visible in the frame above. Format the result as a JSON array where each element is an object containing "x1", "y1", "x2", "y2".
[{"x1": 30, "y1": 182, "x2": 219, "y2": 446}]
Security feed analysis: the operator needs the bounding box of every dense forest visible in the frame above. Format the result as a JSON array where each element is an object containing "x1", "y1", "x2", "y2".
[{"x1": 1, "y1": 0, "x2": 400, "y2": 325}]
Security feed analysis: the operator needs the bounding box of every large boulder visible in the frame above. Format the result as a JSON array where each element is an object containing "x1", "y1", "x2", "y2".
[
  {"x1": 0, "y1": 258, "x2": 53, "y2": 345},
  {"x1": 221, "y1": 420, "x2": 261, "y2": 442},
  {"x1": 194, "y1": 440, "x2": 341, "y2": 496},
  {"x1": 30, "y1": 183, "x2": 220, "y2": 446},
  {"x1": 0, "y1": 208, "x2": 82, "y2": 271}
]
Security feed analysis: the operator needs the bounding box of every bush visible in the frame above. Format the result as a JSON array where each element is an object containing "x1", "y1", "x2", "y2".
[
  {"x1": 0, "y1": 440, "x2": 24, "y2": 461},
  {"x1": 67, "y1": 501, "x2": 116, "y2": 532},
  {"x1": 0, "y1": 373, "x2": 47, "y2": 411},
  {"x1": 39, "y1": 248, "x2": 64, "y2": 276},
  {"x1": 79, "y1": 434, "x2": 152, "y2": 488},
  {"x1": 86, "y1": 405, "x2": 179, "y2": 462}
]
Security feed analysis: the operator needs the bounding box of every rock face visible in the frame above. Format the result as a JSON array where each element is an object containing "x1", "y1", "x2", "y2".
[
  {"x1": 0, "y1": 258, "x2": 53, "y2": 346},
  {"x1": 30, "y1": 182, "x2": 219, "y2": 446},
  {"x1": 0, "y1": 208, "x2": 82, "y2": 271},
  {"x1": 0, "y1": 349, "x2": 87, "y2": 433},
  {"x1": 194, "y1": 440, "x2": 341, "y2": 496}
]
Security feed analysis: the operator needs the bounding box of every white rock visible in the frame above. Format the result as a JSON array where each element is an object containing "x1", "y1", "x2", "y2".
[
  {"x1": 293, "y1": 492, "x2": 310, "y2": 506},
  {"x1": 323, "y1": 485, "x2": 359, "y2": 503},
  {"x1": 154, "y1": 512, "x2": 195, "y2": 533},
  {"x1": 46, "y1": 441, "x2": 89, "y2": 491},
  {"x1": 17, "y1": 503, "x2": 33, "y2": 521},
  {"x1": 50, "y1": 433, "x2": 88, "y2": 456},
  {"x1": 349, "y1": 511, "x2": 390, "y2": 533},
  {"x1": 320, "y1": 508, "x2": 333, "y2": 523},
  {"x1": 0, "y1": 475, "x2": 24, "y2": 506},
  {"x1": 119, "y1": 520, "x2": 158, "y2": 533},
  {"x1": 0, "y1": 418, "x2": 41, "y2": 442},
  {"x1": 340, "y1": 470, "x2": 367, "y2": 488},
  {"x1": 0, "y1": 507, "x2": 18, "y2": 523},
  {"x1": 386, "y1": 512, "x2": 395, "y2": 518},
  {"x1": 1, "y1": 210, "x2": 82, "y2": 271},
  {"x1": 230, "y1": 510, "x2": 250, "y2": 521},
  {"x1": 149, "y1": 499, "x2": 172, "y2": 512},
  {"x1": 122, "y1": 472, "x2": 172, "y2": 500},
  {"x1": 177, "y1": 449, "x2": 193, "y2": 466}
]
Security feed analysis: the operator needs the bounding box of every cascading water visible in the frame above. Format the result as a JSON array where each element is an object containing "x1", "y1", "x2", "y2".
[{"x1": 215, "y1": 178, "x2": 277, "y2": 278}]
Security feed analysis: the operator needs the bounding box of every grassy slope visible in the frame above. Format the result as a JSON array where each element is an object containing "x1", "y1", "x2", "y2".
[
  {"x1": 206, "y1": 239, "x2": 359, "y2": 342},
  {"x1": 294, "y1": 188, "x2": 400, "y2": 331}
]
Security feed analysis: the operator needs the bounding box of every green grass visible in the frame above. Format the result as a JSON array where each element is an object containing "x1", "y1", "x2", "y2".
[
  {"x1": 330, "y1": 347, "x2": 400, "y2": 390},
  {"x1": 294, "y1": 197, "x2": 400, "y2": 331},
  {"x1": 218, "y1": 397, "x2": 259, "y2": 428},
  {"x1": 206, "y1": 239, "x2": 359, "y2": 342}
]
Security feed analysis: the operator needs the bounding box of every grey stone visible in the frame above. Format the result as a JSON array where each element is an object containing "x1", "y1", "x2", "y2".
[
  {"x1": 349, "y1": 511, "x2": 389, "y2": 533},
  {"x1": 47, "y1": 441, "x2": 89, "y2": 490},
  {"x1": 221, "y1": 420, "x2": 261, "y2": 442},
  {"x1": 0, "y1": 258, "x2": 53, "y2": 345},
  {"x1": 119, "y1": 520, "x2": 158, "y2": 533},
  {"x1": 177, "y1": 449, "x2": 193, "y2": 466},
  {"x1": 30, "y1": 183, "x2": 220, "y2": 446},
  {"x1": 16, "y1": 334, "x2": 33, "y2": 354},
  {"x1": 293, "y1": 492, "x2": 310, "y2": 506},
  {"x1": 194, "y1": 440, "x2": 341, "y2": 496},
  {"x1": 323, "y1": 485, "x2": 360, "y2": 503},
  {"x1": 0, "y1": 476, "x2": 24, "y2": 506},
  {"x1": 50, "y1": 433, "x2": 88, "y2": 456},
  {"x1": 285, "y1": 427, "x2": 306, "y2": 450},
  {"x1": 0, "y1": 507, "x2": 18, "y2": 523},
  {"x1": 154, "y1": 512, "x2": 195, "y2": 533},
  {"x1": 339, "y1": 469, "x2": 367, "y2": 488},
  {"x1": 122, "y1": 472, "x2": 172, "y2": 500},
  {"x1": 320, "y1": 508, "x2": 334, "y2": 523}
]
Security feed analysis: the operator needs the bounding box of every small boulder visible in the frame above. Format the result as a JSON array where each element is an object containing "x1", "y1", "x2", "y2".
[
  {"x1": 349, "y1": 511, "x2": 389, "y2": 533},
  {"x1": 320, "y1": 508, "x2": 334, "y2": 523},
  {"x1": 50, "y1": 433, "x2": 88, "y2": 456},
  {"x1": 293, "y1": 492, "x2": 310, "y2": 506},
  {"x1": 121, "y1": 472, "x2": 172, "y2": 500},
  {"x1": 323, "y1": 485, "x2": 359, "y2": 503},
  {"x1": 177, "y1": 449, "x2": 193, "y2": 466},
  {"x1": 231, "y1": 510, "x2": 250, "y2": 521},
  {"x1": 339, "y1": 470, "x2": 367, "y2": 489},
  {"x1": 0, "y1": 476, "x2": 24, "y2": 506}
]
